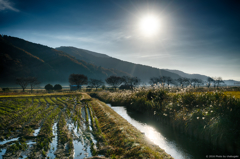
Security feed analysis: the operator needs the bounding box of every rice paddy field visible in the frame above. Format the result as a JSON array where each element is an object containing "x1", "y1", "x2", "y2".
[
  {"x1": 0, "y1": 93, "x2": 172, "y2": 159},
  {"x1": 0, "y1": 94, "x2": 97, "y2": 159}
]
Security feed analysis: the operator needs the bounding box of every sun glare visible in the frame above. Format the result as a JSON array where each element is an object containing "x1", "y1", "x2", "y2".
[{"x1": 139, "y1": 15, "x2": 160, "y2": 37}]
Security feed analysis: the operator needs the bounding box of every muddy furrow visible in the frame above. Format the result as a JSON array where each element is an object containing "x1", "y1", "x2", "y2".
[
  {"x1": 68, "y1": 105, "x2": 96, "y2": 158},
  {"x1": 27, "y1": 108, "x2": 61, "y2": 159},
  {"x1": 55, "y1": 112, "x2": 74, "y2": 159},
  {"x1": 46, "y1": 121, "x2": 58, "y2": 158}
]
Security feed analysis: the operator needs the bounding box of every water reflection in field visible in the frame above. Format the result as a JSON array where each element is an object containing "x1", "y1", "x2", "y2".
[{"x1": 47, "y1": 122, "x2": 58, "y2": 159}]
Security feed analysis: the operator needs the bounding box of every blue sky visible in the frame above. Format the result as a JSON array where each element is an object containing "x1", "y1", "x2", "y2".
[{"x1": 1, "y1": 0, "x2": 240, "y2": 80}]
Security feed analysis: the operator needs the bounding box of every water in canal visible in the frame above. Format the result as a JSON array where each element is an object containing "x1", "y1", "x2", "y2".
[{"x1": 107, "y1": 104, "x2": 219, "y2": 159}]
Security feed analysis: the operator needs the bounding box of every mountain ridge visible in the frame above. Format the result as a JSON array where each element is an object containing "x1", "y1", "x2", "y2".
[
  {"x1": 1, "y1": 35, "x2": 239, "y2": 87},
  {"x1": 0, "y1": 35, "x2": 130, "y2": 86},
  {"x1": 56, "y1": 46, "x2": 181, "y2": 82},
  {"x1": 56, "y1": 46, "x2": 240, "y2": 85},
  {"x1": 163, "y1": 69, "x2": 209, "y2": 81}
]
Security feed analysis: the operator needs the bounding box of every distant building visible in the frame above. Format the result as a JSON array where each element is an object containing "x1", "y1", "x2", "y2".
[{"x1": 70, "y1": 85, "x2": 81, "y2": 91}]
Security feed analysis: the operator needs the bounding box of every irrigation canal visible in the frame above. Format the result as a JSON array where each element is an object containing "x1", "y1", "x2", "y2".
[{"x1": 107, "y1": 104, "x2": 220, "y2": 159}]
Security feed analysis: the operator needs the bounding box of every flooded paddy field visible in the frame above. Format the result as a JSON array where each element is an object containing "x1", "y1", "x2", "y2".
[
  {"x1": 0, "y1": 94, "x2": 105, "y2": 159},
  {"x1": 0, "y1": 93, "x2": 173, "y2": 159}
]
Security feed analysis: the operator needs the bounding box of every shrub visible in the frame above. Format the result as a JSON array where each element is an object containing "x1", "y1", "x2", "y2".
[
  {"x1": 2, "y1": 88, "x2": 10, "y2": 92},
  {"x1": 53, "y1": 84, "x2": 62, "y2": 91},
  {"x1": 45, "y1": 84, "x2": 53, "y2": 91},
  {"x1": 147, "y1": 90, "x2": 169, "y2": 107}
]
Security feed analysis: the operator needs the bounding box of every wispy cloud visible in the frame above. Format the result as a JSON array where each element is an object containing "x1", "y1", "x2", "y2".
[
  {"x1": 31, "y1": 32, "x2": 108, "y2": 45},
  {"x1": 32, "y1": 30, "x2": 133, "y2": 45},
  {"x1": 0, "y1": 0, "x2": 19, "y2": 12}
]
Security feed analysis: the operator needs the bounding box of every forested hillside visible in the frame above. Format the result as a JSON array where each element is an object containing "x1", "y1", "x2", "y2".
[
  {"x1": 56, "y1": 46, "x2": 181, "y2": 82},
  {"x1": 0, "y1": 35, "x2": 129, "y2": 86}
]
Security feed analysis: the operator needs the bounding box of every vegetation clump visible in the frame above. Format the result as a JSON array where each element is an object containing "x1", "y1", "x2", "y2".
[
  {"x1": 93, "y1": 89, "x2": 240, "y2": 154},
  {"x1": 54, "y1": 84, "x2": 62, "y2": 91},
  {"x1": 2, "y1": 88, "x2": 10, "y2": 92},
  {"x1": 45, "y1": 84, "x2": 54, "y2": 91}
]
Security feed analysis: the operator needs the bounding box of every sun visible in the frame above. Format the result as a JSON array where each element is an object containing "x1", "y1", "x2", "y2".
[{"x1": 139, "y1": 15, "x2": 160, "y2": 37}]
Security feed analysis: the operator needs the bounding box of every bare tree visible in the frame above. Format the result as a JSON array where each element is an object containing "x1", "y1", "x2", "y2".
[
  {"x1": 122, "y1": 76, "x2": 141, "y2": 90},
  {"x1": 28, "y1": 77, "x2": 40, "y2": 93},
  {"x1": 215, "y1": 77, "x2": 224, "y2": 88},
  {"x1": 160, "y1": 76, "x2": 167, "y2": 89},
  {"x1": 122, "y1": 76, "x2": 131, "y2": 85},
  {"x1": 130, "y1": 77, "x2": 141, "y2": 89},
  {"x1": 16, "y1": 77, "x2": 30, "y2": 92},
  {"x1": 211, "y1": 77, "x2": 219, "y2": 88},
  {"x1": 191, "y1": 78, "x2": 199, "y2": 88},
  {"x1": 165, "y1": 77, "x2": 173, "y2": 88},
  {"x1": 149, "y1": 76, "x2": 173, "y2": 89},
  {"x1": 88, "y1": 79, "x2": 104, "y2": 90},
  {"x1": 177, "y1": 77, "x2": 184, "y2": 88},
  {"x1": 149, "y1": 77, "x2": 160, "y2": 87},
  {"x1": 171, "y1": 80, "x2": 179, "y2": 87},
  {"x1": 207, "y1": 77, "x2": 214, "y2": 88},
  {"x1": 69, "y1": 74, "x2": 88, "y2": 90},
  {"x1": 105, "y1": 76, "x2": 123, "y2": 90},
  {"x1": 196, "y1": 79, "x2": 203, "y2": 87},
  {"x1": 183, "y1": 78, "x2": 191, "y2": 87},
  {"x1": 176, "y1": 77, "x2": 190, "y2": 88}
]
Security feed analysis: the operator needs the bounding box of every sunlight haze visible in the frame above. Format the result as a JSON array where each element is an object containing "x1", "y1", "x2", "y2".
[{"x1": 139, "y1": 14, "x2": 160, "y2": 37}]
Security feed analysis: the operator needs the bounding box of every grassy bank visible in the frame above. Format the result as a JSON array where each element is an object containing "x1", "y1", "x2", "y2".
[
  {"x1": 90, "y1": 89, "x2": 240, "y2": 154},
  {"x1": 88, "y1": 97, "x2": 173, "y2": 159}
]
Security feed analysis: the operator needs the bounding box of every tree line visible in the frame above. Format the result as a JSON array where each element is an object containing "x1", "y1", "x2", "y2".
[
  {"x1": 13, "y1": 74, "x2": 224, "y2": 92},
  {"x1": 14, "y1": 77, "x2": 63, "y2": 92},
  {"x1": 69, "y1": 74, "x2": 141, "y2": 90},
  {"x1": 149, "y1": 76, "x2": 224, "y2": 89},
  {"x1": 15, "y1": 77, "x2": 40, "y2": 93},
  {"x1": 68, "y1": 74, "x2": 224, "y2": 90}
]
